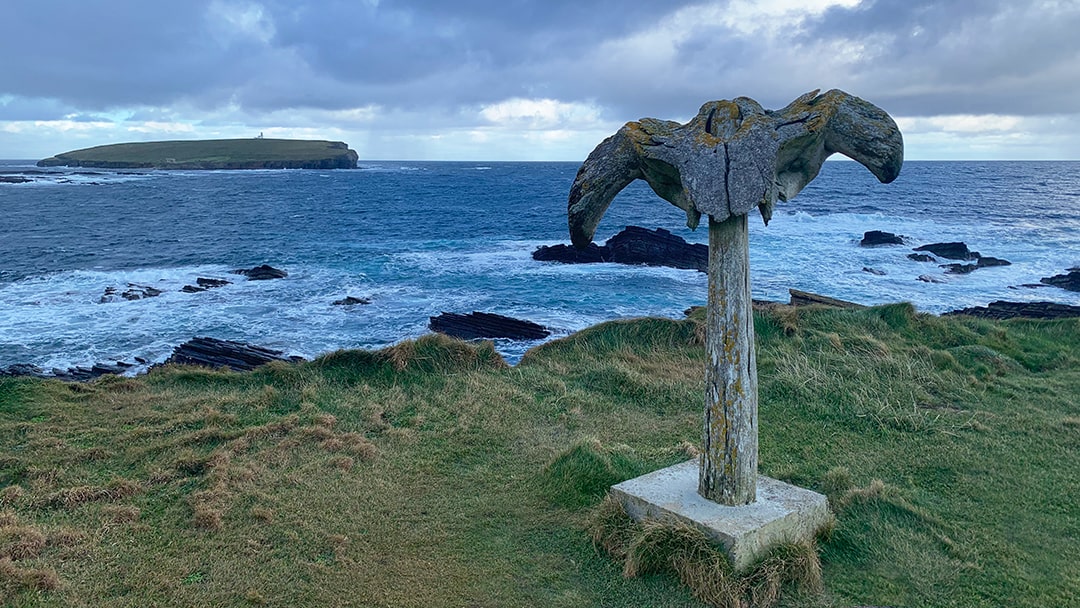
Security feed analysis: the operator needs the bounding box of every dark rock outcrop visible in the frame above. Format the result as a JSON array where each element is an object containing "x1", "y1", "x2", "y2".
[
  {"x1": 53, "y1": 362, "x2": 134, "y2": 382},
  {"x1": 912, "y1": 242, "x2": 979, "y2": 261},
  {"x1": 0, "y1": 176, "x2": 32, "y2": 184},
  {"x1": 941, "y1": 263, "x2": 978, "y2": 275},
  {"x1": 163, "y1": 337, "x2": 302, "y2": 371},
  {"x1": 429, "y1": 312, "x2": 551, "y2": 341},
  {"x1": 181, "y1": 277, "x2": 232, "y2": 293},
  {"x1": 976, "y1": 256, "x2": 1011, "y2": 268},
  {"x1": 913, "y1": 244, "x2": 1008, "y2": 274},
  {"x1": 2, "y1": 360, "x2": 137, "y2": 382},
  {"x1": 533, "y1": 242, "x2": 607, "y2": 264},
  {"x1": 1040, "y1": 270, "x2": 1080, "y2": 292},
  {"x1": 860, "y1": 230, "x2": 905, "y2": 246},
  {"x1": 233, "y1": 265, "x2": 288, "y2": 280},
  {"x1": 0, "y1": 363, "x2": 47, "y2": 378},
  {"x1": 862, "y1": 267, "x2": 886, "y2": 276},
  {"x1": 332, "y1": 296, "x2": 371, "y2": 306},
  {"x1": 604, "y1": 226, "x2": 708, "y2": 270},
  {"x1": 945, "y1": 301, "x2": 1080, "y2": 320},
  {"x1": 533, "y1": 226, "x2": 707, "y2": 272},
  {"x1": 788, "y1": 289, "x2": 866, "y2": 309},
  {"x1": 101, "y1": 284, "x2": 163, "y2": 303},
  {"x1": 918, "y1": 274, "x2": 947, "y2": 284}
]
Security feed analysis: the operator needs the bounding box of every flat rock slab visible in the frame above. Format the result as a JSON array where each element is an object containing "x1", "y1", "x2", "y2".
[
  {"x1": 788, "y1": 288, "x2": 865, "y2": 309},
  {"x1": 610, "y1": 460, "x2": 832, "y2": 573},
  {"x1": 429, "y1": 311, "x2": 550, "y2": 341},
  {"x1": 164, "y1": 336, "x2": 301, "y2": 372}
]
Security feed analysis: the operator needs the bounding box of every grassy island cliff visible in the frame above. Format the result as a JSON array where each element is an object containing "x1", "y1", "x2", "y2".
[{"x1": 37, "y1": 138, "x2": 359, "y2": 170}]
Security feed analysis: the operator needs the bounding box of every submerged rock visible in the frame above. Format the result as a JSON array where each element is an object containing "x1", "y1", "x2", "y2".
[
  {"x1": 332, "y1": 296, "x2": 371, "y2": 306},
  {"x1": 533, "y1": 226, "x2": 707, "y2": 272},
  {"x1": 945, "y1": 301, "x2": 1080, "y2": 320},
  {"x1": 941, "y1": 263, "x2": 978, "y2": 275},
  {"x1": 918, "y1": 274, "x2": 948, "y2": 284},
  {"x1": 181, "y1": 277, "x2": 232, "y2": 293},
  {"x1": 860, "y1": 230, "x2": 905, "y2": 246},
  {"x1": 912, "y1": 242, "x2": 979, "y2": 261},
  {"x1": 862, "y1": 267, "x2": 887, "y2": 276},
  {"x1": 234, "y1": 265, "x2": 288, "y2": 280},
  {"x1": 429, "y1": 312, "x2": 551, "y2": 341},
  {"x1": 100, "y1": 283, "x2": 163, "y2": 303},
  {"x1": 907, "y1": 253, "x2": 937, "y2": 263},
  {"x1": 976, "y1": 256, "x2": 1011, "y2": 268}
]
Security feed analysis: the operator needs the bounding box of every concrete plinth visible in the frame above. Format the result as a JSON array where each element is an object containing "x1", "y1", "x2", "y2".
[{"x1": 610, "y1": 460, "x2": 832, "y2": 573}]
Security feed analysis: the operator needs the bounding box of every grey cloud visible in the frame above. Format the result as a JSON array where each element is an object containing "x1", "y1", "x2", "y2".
[
  {"x1": 0, "y1": 97, "x2": 79, "y2": 121},
  {"x1": 3, "y1": 0, "x2": 1079, "y2": 141},
  {"x1": 799, "y1": 0, "x2": 1080, "y2": 116},
  {"x1": 2, "y1": 0, "x2": 706, "y2": 115},
  {"x1": 3, "y1": 0, "x2": 286, "y2": 110}
]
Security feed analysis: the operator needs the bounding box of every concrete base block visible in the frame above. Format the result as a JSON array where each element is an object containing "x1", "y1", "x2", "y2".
[{"x1": 610, "y1": 460, "x2": 832, "y2": 573}]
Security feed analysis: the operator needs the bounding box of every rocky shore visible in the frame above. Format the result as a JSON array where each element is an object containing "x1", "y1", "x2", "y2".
[{"x1": 3, "y1": 228, "x2": 1079, "y2": 383}]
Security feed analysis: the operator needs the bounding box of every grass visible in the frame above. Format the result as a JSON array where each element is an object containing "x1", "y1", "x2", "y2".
[{"x1": 0, "y1": 306, "x2": 1077, "y2": 606}]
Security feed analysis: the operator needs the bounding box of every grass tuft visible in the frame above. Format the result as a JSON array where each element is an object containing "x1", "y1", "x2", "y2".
[
  {"x1": 0, "y1": 556, "x2": 60, "y2": 598},
  {"x1": 590, "y1": 496, "x2": 823, "y2": 608},
  {"x1": 1, "y1": 525, "x2": 46, "y2": 560},
  {"x1": 33, "y1": 478, "x2": 141, "y2": 509},
  {"x1": 0, "y1": 487, "x2": 24, "y2": 507},
  {"x1": 541, "y1": 439, "x2": 646, "y2": 509}
]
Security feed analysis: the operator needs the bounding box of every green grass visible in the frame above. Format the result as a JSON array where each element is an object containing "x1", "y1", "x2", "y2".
[
  {"x1": 0, "y1": 307, "x2": 1077, "y2": 606},
  {"x1": 37, "y1": 139, "x2": 356, "y2": 169}
]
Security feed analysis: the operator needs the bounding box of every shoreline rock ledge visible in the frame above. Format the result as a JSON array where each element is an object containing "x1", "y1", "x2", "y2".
[
  {"x1": 945, "y1": 300, "x2": 1080, "y2": 320},
  {"x1": 430, "y1": 312, "x2": 551, "y2": 341},
  {"x1": 164, "y1": 337, "x2": 304, "y2": 371}
]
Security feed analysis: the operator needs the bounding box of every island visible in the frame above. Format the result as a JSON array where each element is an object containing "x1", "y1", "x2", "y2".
[{"x1": 37, "y1": 138, "x2": 359, "y2": 170}]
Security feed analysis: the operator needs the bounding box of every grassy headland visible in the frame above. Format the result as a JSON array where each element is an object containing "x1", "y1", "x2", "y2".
[
  {"x1": 1, "y1": 304, "x2": 1077, "y2": 606},
  {"x1": 36, "y1": 139, "x2": 358, "y2": 170}
]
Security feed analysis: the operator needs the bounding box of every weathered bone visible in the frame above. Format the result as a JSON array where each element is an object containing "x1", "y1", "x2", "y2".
[
  {"x1": 568, "y1": 89, "x2": 903, "y2": 247},
  {"x1": 567, "y1": 89, "x2": 903, "y2": 506}
]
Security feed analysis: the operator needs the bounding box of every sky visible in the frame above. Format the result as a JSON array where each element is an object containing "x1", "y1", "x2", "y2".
[{"x1": 2, "y1": 0, "x2": 1079, "y2": 161}]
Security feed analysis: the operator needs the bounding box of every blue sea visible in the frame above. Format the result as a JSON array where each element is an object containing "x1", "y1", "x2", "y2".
[{"x1": 1, "y1": 160, "x2": 1078, "y2": 372}]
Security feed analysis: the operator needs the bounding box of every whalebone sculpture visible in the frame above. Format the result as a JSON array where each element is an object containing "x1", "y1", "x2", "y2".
[{"x1": 568, "y1": 89, "x2": 903, "y2": 506}]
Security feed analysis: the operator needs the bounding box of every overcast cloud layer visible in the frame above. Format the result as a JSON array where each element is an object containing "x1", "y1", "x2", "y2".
[{"x1": 3, "y1": 0, "x2": 1079, "y2": 160}]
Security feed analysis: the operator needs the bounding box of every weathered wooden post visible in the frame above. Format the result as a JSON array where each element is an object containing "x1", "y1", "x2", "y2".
[
  {"x1": 700, "y1": 212, "x2": 758, "y2": 504},
  {"x1": 568, "y1": 90, "x2": 903, "y2": 521}
]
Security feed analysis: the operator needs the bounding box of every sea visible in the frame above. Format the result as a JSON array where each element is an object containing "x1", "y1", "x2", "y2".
[{"x1": 1, "y1": 160, "x2": 1078, "y2": 372}]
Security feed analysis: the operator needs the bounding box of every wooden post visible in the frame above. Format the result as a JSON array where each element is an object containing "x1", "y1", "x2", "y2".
[{"x1": 698, "y1": 213, "x2": 758, "y2": 505}]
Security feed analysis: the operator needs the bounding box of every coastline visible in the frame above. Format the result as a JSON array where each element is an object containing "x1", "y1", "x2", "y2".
[{"x1": 4, "y1": 288, "x2": 1078, "y2": 382}]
